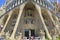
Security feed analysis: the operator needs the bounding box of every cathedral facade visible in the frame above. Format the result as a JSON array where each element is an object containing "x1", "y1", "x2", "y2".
[{"x1": 0, "y1": 0, "x2": 60, "y2": 40}]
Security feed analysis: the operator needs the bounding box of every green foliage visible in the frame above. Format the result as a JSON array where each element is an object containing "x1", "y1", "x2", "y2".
[
  {"x1": 46, "y1": 37, "x2": 49, "y2": 40},
  {"x1": 56, "y1": 36, "x2": 60, "y2": 40},
  {"x1": 46, "y1": 36, "x2": 60, "y2": 40}
]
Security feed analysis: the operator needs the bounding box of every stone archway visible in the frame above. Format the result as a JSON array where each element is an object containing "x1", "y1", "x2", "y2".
[
  {"x1": 0, "y1": 1, "x2": 54, "y2": 40},
  {"x1": 9, "y1": 2, "x2": 52, "y2": 39},
  {"x1": 11, "y1": 2, "x2": 48, "y2": 40},
  {"x1": 15, "y1": 2, "x2": 41, "y2": 38}
]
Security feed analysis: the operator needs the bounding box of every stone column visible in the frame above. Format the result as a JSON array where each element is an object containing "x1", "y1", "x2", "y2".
[
  {"x1": 0, "y1": 11, "x2": 13, "y2": 36},
  {"x1": 34, "y1": 3, "x2": 52, "y2": 39},
  {"x1": 51, "y1": 29, "x2": 56, "y2": 40},
  {"x1": 39, "y1": 30, "x2": 45, "y2": 40},
  {"x1": 52, "y1": 35, "x2": 56, "y2": 40},
  {"x1": 29, "y1": 30, "x2": 31, "y2": 38},
  {"x1": 5, "y1": 32, "x2": 10, "y2": 40},
  {"x1": 10, "y1": 3, "x2": 26, "y2": 40},
  {"x1": 16, "y1": 33, "x2": 22, "y2": 40}
]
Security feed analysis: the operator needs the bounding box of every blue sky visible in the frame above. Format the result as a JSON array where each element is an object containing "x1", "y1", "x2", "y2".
[
  {"x1": 58, "y1": 0, "x2": 60, "y2": 3},
  {"x1": 0, "y1": 0, "x2": 5, "y2": 7},
  {"x1": 0, "y1": 0, "x2": 60, "y2": 7}
]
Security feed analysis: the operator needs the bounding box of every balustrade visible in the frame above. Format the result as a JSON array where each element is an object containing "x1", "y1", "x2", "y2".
[
  {"x1": 6, "y1": 0, "x2": 54, "y2": 12},
  {"x1": 6, "y1": 0, "x2": 27, "y2": 11}
]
